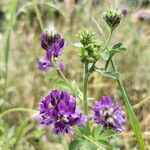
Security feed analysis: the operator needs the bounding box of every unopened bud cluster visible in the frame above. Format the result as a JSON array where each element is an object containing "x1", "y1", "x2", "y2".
[
  {"x1": 103, "y1": 8, "x2": 121, "y2": 31},
  {"x1": 78, "y1": 29, "x2": 101, "y2": 63}
]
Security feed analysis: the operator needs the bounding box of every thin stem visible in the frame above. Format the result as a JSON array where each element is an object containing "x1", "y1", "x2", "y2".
[
  {"x1": 33, "y1": 0, "x2": 44, "y2": 31},
  {"x1": 0, "y1": 108, "x2": 38, "y2": 118},
  {"x1": 110, "y1": 59, "x2": 117, "y2": 72},
  {"x1": 53, "y1": 60, "x2": 82, "y2": 102},
  {"x1": 110, "y1": 59, "x2": 146, "y2": 150},
  {"x1": 102, "y1": 29, "x2": 113, "y2": 51},
  {"x1": 74, "y1": 129, "x2": 105, "y2": 150},
  {"x1": 4, "y1": 62, "x2": 8, "y2": 101},
  {"x1": 3, "y1": 0, "x2": 17, "y2": 102},
  {"x1": 89, "y1": 29, "x2": 113, "y2": 73},
  {"x1": 91, "y1": 17, "x2": 107, "y2": 41},
  {"x1": 83, "y1": 63, "x2": 89, "y2": 114},
  {"x1": 83, "y1": 63, "x2": 90, "y2": 134},
  {"x1": 118, "y1": 79, "x2": 145, "y2": 150}
]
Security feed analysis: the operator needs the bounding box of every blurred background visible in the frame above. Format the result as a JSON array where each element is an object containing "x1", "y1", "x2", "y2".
[{"x1": 0, "y1": 0, "x2": 150, "y2": 149}]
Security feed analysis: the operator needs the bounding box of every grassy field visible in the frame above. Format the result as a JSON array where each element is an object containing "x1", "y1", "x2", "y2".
[{"x1": 0, "y1": 0, "x2": 150, "y2": 149}]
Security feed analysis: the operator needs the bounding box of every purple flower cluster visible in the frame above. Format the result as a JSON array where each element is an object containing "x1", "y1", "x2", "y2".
[
  {"x1": 38, "y1": 32, "x2": 65, "y2": 71},
  {"x1": 38, "y1": 89, "x2": 87, "y2": 135},
  {"x1": 92, "y1": 96, "x2": 126, "y2": 132}
]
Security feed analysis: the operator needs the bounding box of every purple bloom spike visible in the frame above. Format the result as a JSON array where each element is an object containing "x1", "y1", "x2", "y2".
[
  {"x1": 92, "y1": 96, "x2": 126, "y2": 132},
  {"x1": 38, "y1": 89, "x2": 87, "y2": 135},
  {"x1": 38, "y1": 31, "x2": 65, "y2": 72},
  {"x1": 40, "y1": 32, "x2": 65, "y2": 57}
]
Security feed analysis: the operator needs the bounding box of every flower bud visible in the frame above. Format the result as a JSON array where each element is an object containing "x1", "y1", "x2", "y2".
[
  {"x1": 103, "y1": 8, "x2": 122, "y2": 30},
  {"x1": 78, "y1": 29, "x2": 101, "y2": 63}
]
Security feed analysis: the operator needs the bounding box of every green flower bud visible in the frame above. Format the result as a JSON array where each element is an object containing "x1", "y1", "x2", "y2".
[
  {"x1": 78, "y1": 29, "x2": 101, "y2": 63},
  {"x1": 103, "y1": 8, "x2": 122, "y2": 30}
]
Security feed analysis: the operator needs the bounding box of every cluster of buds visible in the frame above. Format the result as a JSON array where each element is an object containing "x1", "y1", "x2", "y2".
[
  {"x1": 103, "y1": 8, "x2": 122, "y2": 31},
  {"x1": 78, "y1": 29, "x2": 101, "y2": 63}
]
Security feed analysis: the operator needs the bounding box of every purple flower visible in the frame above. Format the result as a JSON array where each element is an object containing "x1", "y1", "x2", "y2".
[
  {"x1": 38, "y1": 89, "x2": 87, "y2": 135},
  {"x1": 37, "y1": 31, "x2": 65, "y2": 72},
  {"x1": 138, "y1": 10, "x2": 150, "y2": 22},
  {"x1": 120, "y1": 7, "x2": 128, "y2": 16},
  {"x1": 41, "y1": 32, "x2": 65, "y2": 57},
  {"x1": 38, "y1": 58, "x2": 51, "y2": 71},
  {"x1": 92, "y1": 96, "x2": 126, "y2": 132}
]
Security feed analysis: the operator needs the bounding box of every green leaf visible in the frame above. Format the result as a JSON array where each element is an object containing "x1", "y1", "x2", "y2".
[
  {"x1": 102, "y1": 71, "x2": 121, "y2": 79},
  {"x1": 71, "y1": 81, "x2": 83, "y2": 99},
  {"x1": 56, "y1": 80, "x2": 83, "y2": 103},
  {"x1": 97, "y1": 139, "x2": 109, "y2": 148},
  {"x1": 4, "y1": 0, "x2": 17, "y2": 64},
  {"x1": 13, "y1": 120, "x2": 30, "y2": 149},
  {"x1": 83, "y1": 142, "x2": 97, "y2": 150},
  {"x1": 56, "y1": 80, "x2": 71, "y2": 91},
  {"x1": 101, "y1": 51, "x2": 109, "y2": 61},
  {"x1": 105, "y1": 43, "x2": 126, "y2": 63},
  {"x1": 69, "y1": 139, "x2": 85, "y2": 150},
  {"x1": 100, "y1": 130, "x2": 117, "y2": 140},
  {"x1": 95, "y1": 68, "x2": 121, "y2": 79},
  {"x1": 112, "y1": 43, "x2": 122, "y2": 49},
  {"x1": 118, "y1": 79, "x2": 146, "y2": 149},
  {"x1": 109, "y1": 47, "x2": 125, "y2": 56},
  {"x1": 93, "y1": 125, "x2": 102, "y2": 140},
  {"x1": 108, "y1": 43, "x2": 126, "y2": 58},
  {"x1": 69, "y1": 138, "x2": 98, "y2": 150},
  {"x1": 78, "y1": 126, "x2": 89, "y2": 136}
]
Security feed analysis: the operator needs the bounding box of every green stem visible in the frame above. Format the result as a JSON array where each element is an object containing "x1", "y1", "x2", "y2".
[
  {"x1": 53, "y1": 60, "x2": 82, "y2": 102},
  {"x1": 110, "y1": 60, "x2": 146, "y2": 150},
  {"x1": 0, "y1": 108, "x2": 38, "y2": 118},
  {"x1": 74, "y1": 129, "x2": 105, "y2": 150},
  {"x1": 3, "y1": 0, "x2": 17, "y2": 102},
  {"x1": 89, "y1": 29, "x2": 113, "y2": 73},
  {"x1": 4, "y1": 61, "x2": 8, "y2": 102},
  {"x1": 83, "y1": 63, "x2": 89, "y2": 115},
  {"x1": 102, "y1": 29, "x2": 112, "y2": 51},
  {"x1": 83, "y1": 63, "x2": 90, "y2": 134},
  {"x1": 33, "y1": 0, "x2": 44, "y2": 31}
]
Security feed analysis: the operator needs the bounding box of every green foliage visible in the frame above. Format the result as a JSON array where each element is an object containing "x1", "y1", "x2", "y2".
[
  {"x1": 69, "y1": 138, "x2": 98, "y2": 150},
  {"x1": 0, "y1": 0, "x2": 149, "y2": 149},
  {"x1": 57, "y1": 80, "x2": 83, "y2": 103},
  {"x1": 95, "y1": 68, "x2": 121, "y2": 79},
  {"x1": 73, "y1": 125, "x2": 118, "y2": 150},
  {"x1": 100, "y1": 50, "x2": 110, "y2": 61},
  {"x1": 104, "y1": 42, "x2": 126, "y2": 69},
  {"x1": 78, "y1": 126, "x2": 89, "y2": 136},
  {"x1": 4, "y1": 0, "x2": 17, "y2": 65},
  {"x1": 109, "y1": 43, "x2": 126, "y2": 57},
  {"x1": 117, "y1": 79, "x2": 146, "y2": 150},
  {"x1": 99, "y1": 130, "x2": 117, "y2": 140}
]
